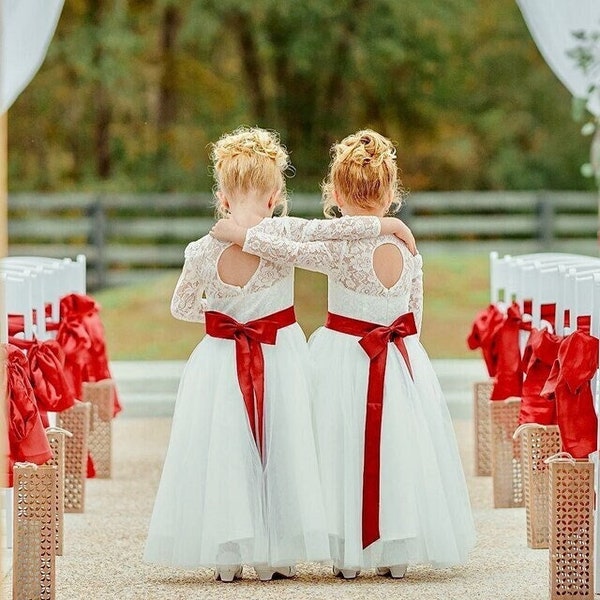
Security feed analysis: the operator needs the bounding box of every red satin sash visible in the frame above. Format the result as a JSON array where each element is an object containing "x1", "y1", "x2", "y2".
[
  {"x1": 325, "y1": 310, "x2": 418, "y2": 549},
  {"x1": 519, "y1": 328, "x2": 560, "y2": 425},
  {"x1": 577, "y1": 315, "x2": 591, "y2": 335},
  {"x1": 467, "y1": 304, "x2": 505, "y2": 377},
  {"x1": 8, "y1": 336, "x2": 76, "y2": 427},
  {"x1": 204, "y1": 306, "x2": 296, "y2": 460},
  {"x1": 489, "y1": 302, "x2": 525, "y2": 400},
  {"x1": 540, "y1": 303, "x2": 556, "y2": 330},
  {"x1": 541, "y1": 330, "x2": 598, "y2": 458}
]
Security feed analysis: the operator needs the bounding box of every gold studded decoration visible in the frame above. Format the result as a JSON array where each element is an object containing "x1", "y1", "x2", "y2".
[
  {"x1": 45, "y1": 427, "x2": 72, "y2": 555},
  {"x1": 83, "y1": 379, "x2": 114, "y2": 479},
  {"x1": 56, "y1": 402, "x2": 92, "y2": 513},
  {"x1": 474, "y1": 380, "x2": 494, "y2": 476},
  {"x1": 13, "y1": 463, "x2": 57, "y2": 600},
  {"x1": 490, "y1": 398, "x2": 523, "y2": 508},
  {"x1": 548, "y1": 454, "x2": 594, "y2": 600},
  {"x1": 514, "y1": 424, "x2": 561, "y2": 549}
]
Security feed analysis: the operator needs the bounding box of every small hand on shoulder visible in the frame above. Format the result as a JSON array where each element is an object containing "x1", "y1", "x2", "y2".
[
  {"x1": 380, "y1": 217, "x2": 417, "y2": 255},
  {"x1": 210, "y1": 218, "x2": 247, "y2": 247}
]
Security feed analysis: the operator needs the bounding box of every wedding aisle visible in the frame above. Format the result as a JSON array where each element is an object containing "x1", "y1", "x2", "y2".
[{"x1": 2, "y1": 414, "x2": 549, "y2": 600}]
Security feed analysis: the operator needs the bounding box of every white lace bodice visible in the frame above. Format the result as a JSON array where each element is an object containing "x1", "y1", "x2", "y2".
[
  {"x1": 170, "y1": 216, "x2": 382, "y2": 324},
  {"x1": 243, "y1": 219, "x2": 424, "y2": 332}
]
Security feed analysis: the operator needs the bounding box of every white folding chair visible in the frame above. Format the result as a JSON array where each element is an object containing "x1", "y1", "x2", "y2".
[
  {"x1": 533, "y1": 259, "x2": 600, "y2": 333},
  {"x1": 560, "y1": 266, "x2": 600, "y2": 335},
  {"x1": 4, "y1": 256, "x2": 76, "y2": 325},
  {"x1": 1, "y1": 272, "x2": 34, "y2": 342},
  {"x1": 490, "y1": 251, "x2": 512, "y2": 304}
]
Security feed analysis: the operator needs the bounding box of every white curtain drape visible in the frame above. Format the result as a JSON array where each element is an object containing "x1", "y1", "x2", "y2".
[
  {"x1": 516, "y1": 0, "x2": 600, "y2": 115},
  {"x1": 0, "y1": 0, "x2": 65, "y2": 113}
]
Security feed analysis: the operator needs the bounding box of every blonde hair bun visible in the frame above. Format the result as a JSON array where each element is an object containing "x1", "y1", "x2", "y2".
[
  {"x1": 337, "y1": 131, "x2": 397, "y2": 169},
  {"x1": 322, "y1": 129, "x2": 404, "y2": 218},
  {"x1": 210, "y1": 126, "x2": 290, "y2": 217}
]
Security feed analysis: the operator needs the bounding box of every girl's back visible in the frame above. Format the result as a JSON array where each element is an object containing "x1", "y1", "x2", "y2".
[
  {"x1": 241, "y1": 225, "x2": 423, "y2": 328},
  {"x1": 171, "y1": 235, "x2": 295, "y2": 324},
  {"x1": 324, "y1": 235, "x2": 422, "y2": 327}
]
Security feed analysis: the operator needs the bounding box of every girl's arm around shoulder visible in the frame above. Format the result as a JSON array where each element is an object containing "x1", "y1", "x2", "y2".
[
  {"x1": 213, "y1": 215, "x2": 381, "y2": 242},
  {"x1": 210, "y1": 218, "x2": 339, "y2": 274},
  {"x1": 211, "y1": 215, "x2": 416, "y2": 253}
]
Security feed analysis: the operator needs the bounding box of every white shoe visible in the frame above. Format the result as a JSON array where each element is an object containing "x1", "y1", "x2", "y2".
[
  {"x1": 214, "y1": 565, "x2": 243, "y2": 582},
  {"x1": 333, "y1": 565, "x2": 361, "y2": 579},
  {"x1": 254, "y1": 565, "x2": 296, "y2": 581},
  {"x1": 376, "y1": 564, "x2": 407, "y2": 579}
]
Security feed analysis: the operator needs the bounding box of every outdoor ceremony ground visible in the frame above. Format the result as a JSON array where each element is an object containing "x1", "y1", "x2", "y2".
[{"x1": 1, "y1": 360, "x2": 555, "y2": 600}]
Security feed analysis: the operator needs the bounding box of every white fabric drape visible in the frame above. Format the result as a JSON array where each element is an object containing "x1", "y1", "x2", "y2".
[
  {"x1": 516, "y1": 0, "x2": 600, "y2": 116},
  {"x1": 0, "y1": 0, "x2": 64, "y2": 113}
]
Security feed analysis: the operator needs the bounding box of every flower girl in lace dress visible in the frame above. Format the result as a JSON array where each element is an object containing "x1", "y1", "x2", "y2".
[
  {"x1": 211, "y1": 130, "x2": 476, "y2": 580},
  {"x1": 144, "y1": 127, "x2": 414, "y2": 583}
]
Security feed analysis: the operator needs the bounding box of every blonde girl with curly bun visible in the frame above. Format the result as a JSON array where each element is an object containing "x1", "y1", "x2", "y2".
[
  {"x1": 145, "y1": 126, "x2": 410, "y2": 583},
  {"x1": 211, "y1": 126, "x2": 290, "y2": 220},
  {"x1": 212, "y1": 128, "x2": 475, "y2": 580},
  {"x1": 321, "y1": 129, "x2": 405, "y2": 219}
]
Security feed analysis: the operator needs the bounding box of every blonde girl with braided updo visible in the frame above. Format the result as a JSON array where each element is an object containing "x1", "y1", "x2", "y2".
[
  {"x1": 211, "y1": 126, "x2": 290, "y2": 220},
  {"x1": 322, "y1": 129, "x2": 405, "y2": 219},
  {"x1": 146, "y1": 126, "x2": 338, "y2": 583},
  {"x1": 211, "y1": 129, "x2": 475, "y2": 580}
]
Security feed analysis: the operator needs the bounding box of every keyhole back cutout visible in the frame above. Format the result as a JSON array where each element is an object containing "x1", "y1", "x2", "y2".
[
  {"x1": 372, "y1": 243, "x2": 404, "y2": 289},
  {"x1": 217, "y1": 245, "x2": 261, "y2": 288}
]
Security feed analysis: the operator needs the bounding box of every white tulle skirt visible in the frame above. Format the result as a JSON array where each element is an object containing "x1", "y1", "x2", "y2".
[
  {"x1": 308, "y1": 326, "x2": 476, "y2": 570},
  {"x1": 144, "y1": 323, "x2": 330, "y2": 568}
]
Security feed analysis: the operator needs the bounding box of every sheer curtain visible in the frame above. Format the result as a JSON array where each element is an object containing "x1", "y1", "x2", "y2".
[
  {"x1": 516, "y1": 0, "x2": 600, "y2": 116},
  {"x1": 0, "y1": 0, "x2": 64, "y2": 112}
]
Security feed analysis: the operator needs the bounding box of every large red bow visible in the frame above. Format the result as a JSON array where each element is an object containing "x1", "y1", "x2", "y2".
[
  {"x1": 541, "y1": 330, "x2": 598, "y2": 458},
  {"x1": 4, "y1": 344, "x2": 53, "y2": 487},
  {"x1": 519, "y1": 327, "x2": 560, "y2": 425},
  {"x1": 204, "y1": 306, "x2": 296, "y2": 459},
  {"x1": 326, "y1": 311, "x2": 418, "y2": 549},
  {"x1": 58, "y1": 293, "x2": 122, "y2": 416},
  {"x1": 9, "y1": 337, "x2": 76, "y2": 427}
]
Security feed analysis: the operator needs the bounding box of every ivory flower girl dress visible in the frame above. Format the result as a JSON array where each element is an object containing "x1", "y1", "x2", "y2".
[
  {"x1": 241, "y1": 219, "x2": 476, "y2": 574},
  {"x1": 144, "y1": 216, "x2": 383, "y2": 576}
]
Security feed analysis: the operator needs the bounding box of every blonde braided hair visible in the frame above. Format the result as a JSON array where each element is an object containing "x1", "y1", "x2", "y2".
[
  {"x1": 210, "y1": 126, "x2": 291, "y2": 218},
  {"x1": 322, "y1": 129, "x2": 405, "y2": 218}
]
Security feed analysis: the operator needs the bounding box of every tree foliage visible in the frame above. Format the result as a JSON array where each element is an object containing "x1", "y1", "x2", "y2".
[{"x1": 7, "y1": 0, "x2": 593, "y2": 193}]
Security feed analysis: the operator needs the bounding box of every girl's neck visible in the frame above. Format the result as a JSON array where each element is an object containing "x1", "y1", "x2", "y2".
[
  {"x1": 226, "y1": 189, "x2": 274, "y2": 227},
  {"x1": 341, "y1": 207, "x2": 386, "y2": 217},
  {"x1": 229, "y1": 209, "x2": 267, "y2": 228}
]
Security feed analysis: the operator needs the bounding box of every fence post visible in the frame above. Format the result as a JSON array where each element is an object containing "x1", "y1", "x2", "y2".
[
  {"x1": 536, "y1": 193, "x2": 554, "y2": 250},
  {"x1": 87, "y1": 198, "x2": 107, "y2": 289}
]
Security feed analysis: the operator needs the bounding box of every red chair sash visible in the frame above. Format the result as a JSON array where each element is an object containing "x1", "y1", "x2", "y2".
[
  {"x1": 4, "y1": 344, "x2": 53, "y2": 487},
  {"x1": 541, "y1": 330, "x2": 598, "y2": 458},
  {"x1": 519, "y1": 328, "x2": 561, "y2": 425}
]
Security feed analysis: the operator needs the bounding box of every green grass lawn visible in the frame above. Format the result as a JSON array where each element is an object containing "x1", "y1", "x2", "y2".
[{"x1": 94, "y1": 253, "x2": 490, "y2": 360}]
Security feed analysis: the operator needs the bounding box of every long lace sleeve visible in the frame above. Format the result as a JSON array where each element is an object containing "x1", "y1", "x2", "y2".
[
  {"x1": 409, "y1": 254, "x2": 424, "y2": 336},
  {"x1": 243, "y1": 229, "x2": 340, "y2": 274},
  {"x1": 170, "y1": 240, "x2": 208, "y2": 323},
  {"x1": 241, "y1": 216, "x2": 381, "y2": 273},
  {"x1": 252, "y1": 215, "x2": 381, "y2": 241}
]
